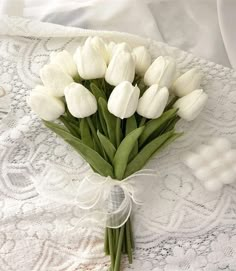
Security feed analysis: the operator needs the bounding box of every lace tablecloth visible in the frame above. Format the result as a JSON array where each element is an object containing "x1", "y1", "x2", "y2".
[{"x1": 0, "y1": 16, "x2": 236, "y2": 271}]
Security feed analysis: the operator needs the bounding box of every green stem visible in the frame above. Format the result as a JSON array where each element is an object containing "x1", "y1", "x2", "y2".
[
  {"x1": 139, "y1": 117, "x2": 146, "y2": 127},
  {"x1": 116, "y1": 118, "x2": 121, "y2": 148},
  {"x1": 121, "y1": 119, "x2": 126, "y2": 137},
  {"x1": 65, "y1": 106, "x2": 79, "y2": 124},
  {"x1": 86, "y1": 117, "x2": 104, "y2": 154},
  {"x1": 165, "y1": 96, "x2": 178, "y2": 111},
  {"x1": 59, "y1": 116, "x2": 80, "y2": 138},
  {"x1": 128, "y1": 219, "x2": 134, "y2": 249},
  {"x1": 115, "y1": 228, "x2": 119, "y2": 252},
  {"x1": 126, "y1": 219, "x2": 133, "y2": 263},
  {"x1": 101, "y1": 78, "x2": 107, "y2": 97},
  {"x1": 104, "y1": 228, "x2": 110, "y2": 255},
  {"x1": 108, "y1": 228, "x2": 115, "y2": 271},
  {"x1": 133, "y1": 75, "x2": 141, "y2": 85},
  {"x1": 122, "y1": 227, "x2": 127, "y2": 254},
  {"x1": 114, "y1": 226, "x2": 125, "y2": 271},
  {"x1": 73, "y1": 74, "x2": 81, "y2": 83}
]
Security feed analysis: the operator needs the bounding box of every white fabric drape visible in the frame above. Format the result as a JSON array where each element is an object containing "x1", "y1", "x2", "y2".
[
  {"x1": 0, "y1": 16, "x2": 236, "y2": 271},
  {"x1": 0, "y1": 0, "x2": 235, "y2": 68}
]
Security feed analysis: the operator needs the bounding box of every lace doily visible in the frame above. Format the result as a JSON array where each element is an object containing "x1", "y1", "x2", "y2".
[{"x1": 0, "y1": 16, "x2": 236, "y2": 271}]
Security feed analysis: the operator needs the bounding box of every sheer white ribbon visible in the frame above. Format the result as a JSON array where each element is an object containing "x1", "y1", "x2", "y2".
[{"x1": 35, "y1": 165, "x2": 158, "y2": 228}]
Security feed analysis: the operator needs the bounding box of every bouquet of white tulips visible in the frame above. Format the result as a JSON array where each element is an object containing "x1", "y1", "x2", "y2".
[{"x1": 27, "y1": 36, "x2": 208, "y2": 271}]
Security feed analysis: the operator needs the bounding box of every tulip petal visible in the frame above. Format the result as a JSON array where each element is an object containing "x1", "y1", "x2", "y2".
[
  {"x1": 137, "y1": 85, "x2": 169, "y2": 119},
  {"x1": 174, "y1": 89, "x2": 208, "y2": 121},
  {"x1": 27, "y1": 85, "x2": 65, "y2": 121},
  {"x1": 105, "y1": 51, "x2": 135, "y2": 86},
  {"x1": 90, "y1": 36, "x2": 109, "y2": 64},
  {"x1": 107, "y1": 81, "x2": 140, "y2": 119},
  {"x1": 74, "y1": 39, "x2": 107, "y2": 80},
  {"x1": 64, "y1": 83, "x2": 97, "y2": 118},
  {"x1": 112, "y1": 42, "x2": 131, "y2": 56},
  {"x1": 50, "y1": 50, "x2": 78, "y2": 78},
  {"x1": 132, "y1": 46, "x2": 152, "y2": 76},
  {"x1": 172, "y1": 68, "x2": 202, "y2": 97},
  {"x1": 40, "y1": 64, "x2": 73, "y2": 97},
  {"x1": 144, "y1": 56, "x2": 176, "y2": 88}
]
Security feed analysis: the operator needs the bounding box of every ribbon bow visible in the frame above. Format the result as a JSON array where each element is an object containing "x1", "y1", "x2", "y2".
[{"x1": 35, "y1": 165, "x2": 158, "y2": 228}]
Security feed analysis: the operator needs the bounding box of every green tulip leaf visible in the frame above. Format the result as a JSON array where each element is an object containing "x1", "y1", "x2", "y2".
[
  {"x1": 139, "y1": 108, "x2": 178, "y2": 147},
  {"x1": 125, "y1": 130, "x2": 175, "y2": 178},
  {"x1": 59, "y1": 116, "x2": 80, "y2": 138},
  {"x1": 158, "y1": 115, "x2": 180, "y2": 135},
  {"x1": 126, "y1": 115, "x2": 139, "y2": 161},
  {"x1": 98, "y1": 98, "x2": 116, "y2": 146},
  {"x1": 125, "y1": 115, "x2": 137, "y2": 135},
  {"x1": 93, "y1": 137, "x2": 100, "y2": 154},
  {"x1": 80, "y1": 118, "x2": 93, "y2": 148},
  {"x1": 65, "y1": 107, "x2": 79, "y2": 125},
  {"x1": 43, "y1": 120, "x2": 114, "y2": 178},
  {"x1": 98, "y1": 110, "x2": 108, "y2": 137},
  {"x1": 97, "y1": 131, "x2": 116, "y2": 163},
  {"x1": 113, "y1": 126, "x2": 144, "y2": 180},
  {"x1": 90, "y1": 82, "x2": 107, "y2": 101}
]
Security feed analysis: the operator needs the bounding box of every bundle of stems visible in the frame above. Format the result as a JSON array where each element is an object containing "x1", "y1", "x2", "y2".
[{"x1": 44, "y1": 79, "x2": 182, "y2": 271}]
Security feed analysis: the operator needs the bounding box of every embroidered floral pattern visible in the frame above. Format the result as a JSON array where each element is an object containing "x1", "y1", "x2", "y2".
[
  {"x1": 208, "y1": 234, "x2": 236, "y2": 270},
  {"x1": 165, "y1": 247, "x2": 207, "y2": 271}
]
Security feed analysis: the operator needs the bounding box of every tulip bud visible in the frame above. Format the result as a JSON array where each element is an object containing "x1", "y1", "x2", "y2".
[
  {"x1": 144, "y1": 56, "x2": 176, "y2": 87},
  {"x1": 137, "y1": 85, "x2": 169, "y2": 119},
  {"x1": 89, "y1": 36, "x2": 109, "y2": 64},
  {"x1": 64, "y1": 83, "x2": 97, "y2": 118},
  {"x1": 132, "y1": 46, "x2": 151, "y2": 76},
  {"x1": 27, "y1": 85, "x2": 65, "y2": 121},
  {"x1": 106, "y1": 41, "x2": 116, "y2": 62},
  {"x1": 172, "y1": 68, "x2": 202, "y2": 97},
  {"x1": 50, "y1": 50, "x2": 78, "y2": 78},
  {"x1": 108, "y1": 81, "x2": 140, "y2": 119},
  {"x1": 74, "y1": 38, "x2": 107, "y2": 80},
  {"x1": 105, "y1": 51, "x2": 135, "y2": 86},
  {"x1": 40, "y1": 64, "x2": 73, "y2": 97},
  {"x1": 173, "y1": 89, "x2": 208, "y2": 121},
  {"x1": 112, "y1": 42, "x2": 131, "y2": 56}
]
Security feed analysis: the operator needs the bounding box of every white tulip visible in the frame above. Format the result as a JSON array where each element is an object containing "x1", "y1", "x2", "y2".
[
  {"x1": 132, "y1": 46, "x2": 152, "y2": 75},
  {"x1": 74, "y1": 38, "x2": 107, "y2": 80},
  {"x1": 105, "y1": 51, "x2": 135, "y2": 86},
  {"x1": 90, "y1": 36, "x2": 109, "y2": 64},
  {"x1": 144, "y1": 56, "x2": 176, "y2": 87},
  {"x1": 106, "y1": 41, "x2": 116, "y2": 62},
  {"x1": 27, "y1": 85, "x2": 65, "y2": 121},
  {"x1": 112, "y1": 42, "x2": 131, "y2": 56},
  {"x1": 64, "y1": 83, "x2": 97, "y2": 118},
  {"x1": 137, "y1": 85, "x2": 169, "y2": 119},
  {"x1": 173, "y1": 89, "x2": 208, "y2": 121},
  {"x1": 40, "y1": 64, "x2": 73, "y2": 97},
  {"x1": 172, "y1": 68, "x2": 202, "y2": 97},
  {"x1": 108, "y1": 81, "x2": 140, "y2": 119},
  {"x1": 50, "y1": 50, "x2": 78, "y2": 78}
]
